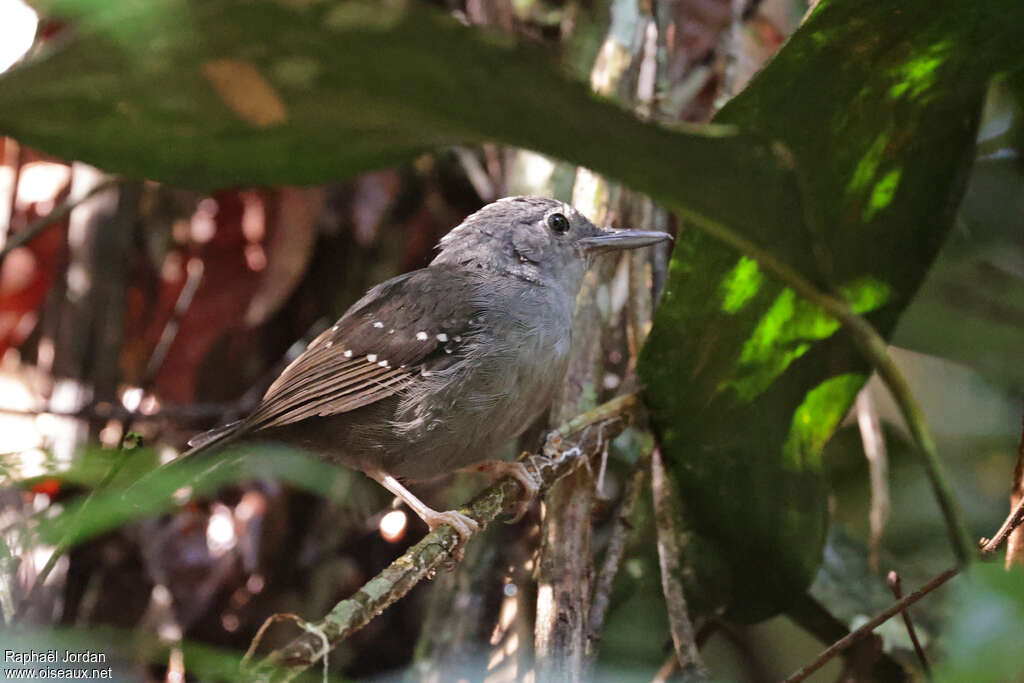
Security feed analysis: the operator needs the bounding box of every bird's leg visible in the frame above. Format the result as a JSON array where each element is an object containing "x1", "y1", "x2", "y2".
[
  {"x1": 365, "y1": 469, "x2": 479, "y2": 545},
  {"x1": 461, "y1": 459, "x2": 541, "y2": 523}
]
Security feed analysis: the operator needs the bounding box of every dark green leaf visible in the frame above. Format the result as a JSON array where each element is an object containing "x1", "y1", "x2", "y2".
[
  {"x1": 0, "y1": 0, "x2": 800, "y2": 252},
  {"x1": 937, "y1": 564, "x2": 1024, "y2": 683},
  {"x1": 638, "y1": 0, "x2": 1024, "y2": 621}
]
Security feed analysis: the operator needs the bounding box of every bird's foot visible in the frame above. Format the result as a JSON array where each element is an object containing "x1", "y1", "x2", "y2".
[
  {"x1": 421, "y1": 507, "x2": 479, "y2": 540},
  {"x1": 463, "y1": 459, "x2": 541, "y2": 523},
  {"x1": 422, "y1": 508, "x2": 479, "y2": 566},
  {"x1": 365, "y1": 469, "x2": 478, "y2": 566}
]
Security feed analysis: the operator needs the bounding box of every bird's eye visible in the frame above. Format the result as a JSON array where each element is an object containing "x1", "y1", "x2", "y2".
[{"x1": 547, "y1": 213, "x2": 570, "y2": 233}]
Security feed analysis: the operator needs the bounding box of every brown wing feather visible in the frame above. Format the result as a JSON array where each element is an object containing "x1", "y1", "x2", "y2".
[{"x1": 243, "y1": 266, "x2": 479, "y2": 432}]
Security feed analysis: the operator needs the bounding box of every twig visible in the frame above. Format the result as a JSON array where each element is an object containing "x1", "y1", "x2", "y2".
[
  {"x1": 652, "y1": 651, "x2": 681, "y2": 683},
  {"x1": 243, "y1": 613, "x2": 308, "y2": 664},
  {"x1": 886, "y1": 571, "x2": 930, "y2": 677},
  {"x1": 856, "y1": 389, "x2": 889, "y2": 571},
  {"x1": 678, "y1": 207, "x2": 973, "y2": 565},
  {"x1": 979, "y1": 413, "x2": 1024, "y2": 559},
  {"x1": 786, "y1": 594, "x2": 907, "y2": 679},
  {"x1": 783, "y1": 568, "x2": 958, "y2": 683},
  {"x1": 2, "y1": 140, "x2": 23, "y2": 249},
  {"x1": 587, "y1": 448, "x2": 652, "y2": 660},
  {"x1": 978, "y1": 495, "x2": 1024, "y2": 557},
  {"x1": 142, "y1": 257, "x2": 204, "y2": 386},
  {"x1": 995, "y1": 414, "x2": 1024, "y2": 567},
  {"x1": 651, "y1": 448, "x2": 708, "y2": 680},
  {"x1": 0, "y1": 177, "x2": 120, "y2": 266},
  {"x1": 452, "y1": 147, "x2": 496, "y2": 202},
  {"x1": 243, "y1": 394, "x2": 638, "y2": 683}
]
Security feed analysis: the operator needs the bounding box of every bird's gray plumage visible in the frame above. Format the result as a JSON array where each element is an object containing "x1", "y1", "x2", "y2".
[{"x1": 183, "y1": 197, "x2": 669, "y2": 530}]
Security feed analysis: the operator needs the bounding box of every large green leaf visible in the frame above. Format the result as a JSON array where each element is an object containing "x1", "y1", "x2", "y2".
[
  {"x1": 0, "y1": 0, "x2": 802, "y2": 248},
  {"x1": 638, "y1": 0, "x2": 1024, "y2": 621}
]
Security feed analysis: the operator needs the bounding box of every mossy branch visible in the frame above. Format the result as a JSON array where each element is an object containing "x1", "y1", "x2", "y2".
[{"x1": 242, "y1": 393, "x2": 639, "y2": 683}]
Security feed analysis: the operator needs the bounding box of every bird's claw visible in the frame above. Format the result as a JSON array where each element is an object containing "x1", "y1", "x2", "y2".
[
  {"x1": 464, "y1": 459, "x2": 541, "y2": 524},
  {"x1": 423, "y1": 509, "x2": 479, "y2": 567}
]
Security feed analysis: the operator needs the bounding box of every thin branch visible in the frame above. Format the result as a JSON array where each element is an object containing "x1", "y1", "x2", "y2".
[
  {"x1": 783, "y1": 568, "x2": 959, "y2": 683},
  {"x1": 652, "y1": 652, "x2": 681, "y2": 683},
  {"x1": 587, "y1": 448, "x2": 652, "y2": 659},
  {"x1": 997, "y1": 413, "x2": 1024, "y2": 567},
  {"x1": 453, "y1": 147, "x2": 496, "y2": 202},
  {"x1": 243, "y1": 394, "x2": 639, "y2": 683},
  {"x1": 856, "y1": 389, "x2": 890, "y2": 571},
  {"x1": 142, "y1": 257, "x2": 204, "y2": 386},
  {"x1": 2, "y1": 140, "x2": 23, "y2": 249},
  {"x1": 0, "y1": 177, "x2": 120, "y2": 266},
  {"x1": 978, "y1": 490, "x2": 1024, "y2": 557},
  {"x1": 678, "y1": 207, "x2": 973, "y2": 564},
  {"x1": 651, "y1": 448, "x2": 708, "y2": 680},
  {"x1": 886, "y1": 571, "x2": 930, "y2": 677}
]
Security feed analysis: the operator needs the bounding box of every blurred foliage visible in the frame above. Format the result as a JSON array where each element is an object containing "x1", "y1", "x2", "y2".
[
  {"x1": 936, "y1": 564, "x2": 1024, "y2": 682},
  {"x1": 26, "y1": 444, "x2": 366, "y2": 548}
]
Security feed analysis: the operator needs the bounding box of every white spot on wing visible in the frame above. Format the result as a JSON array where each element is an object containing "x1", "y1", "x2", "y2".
[
  {"x1": 416, "y1": 331, "x2": 428, "y2": 341},
  {"x1": 436, "y1": 333, "x2": 448, "y2": 342},
  {"x1": 367, "y1": 354, "x2": 378, "y2": 363},
  {"x1": 373, "y1": 321, "x2": 384, "y2": 328},
  {"x1": 343, "y1": 349, "x2": 352, "y2": 357}
]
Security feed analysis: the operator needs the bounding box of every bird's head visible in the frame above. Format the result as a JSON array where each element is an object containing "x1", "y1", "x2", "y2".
[{"x1": 431, "y1": 196, "x2": 671, "y2": 294}]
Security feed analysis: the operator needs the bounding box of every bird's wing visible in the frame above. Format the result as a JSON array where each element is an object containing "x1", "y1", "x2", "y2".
[{"x1": 244, "y1": 266, "x2": 480, "y2": 431}]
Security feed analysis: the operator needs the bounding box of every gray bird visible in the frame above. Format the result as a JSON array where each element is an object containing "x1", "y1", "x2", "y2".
[{"x1": 184, "y1": 196, "x2": 670, "y2": 540}]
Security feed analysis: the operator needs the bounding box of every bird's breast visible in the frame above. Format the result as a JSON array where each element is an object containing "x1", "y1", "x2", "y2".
[{"x1": 383, "y1": 284, "x2": 574, "y2": 478}]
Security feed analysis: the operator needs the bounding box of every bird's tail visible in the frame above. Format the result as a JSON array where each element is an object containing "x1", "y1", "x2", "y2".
[
  {"x1": 124, "y1": 419, "x2": 248, "y2": 499},
  {"x1": 183, "y1": 418, "x2": 246, "y2": 457}
]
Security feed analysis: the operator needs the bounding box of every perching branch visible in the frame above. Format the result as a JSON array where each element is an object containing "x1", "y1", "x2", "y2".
[{"x1": 242, "y1": 393, "x2": 639, "y2": 683}]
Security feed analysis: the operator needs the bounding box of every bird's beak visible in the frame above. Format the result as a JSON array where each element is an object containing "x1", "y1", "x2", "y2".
[{"x1": 579, "y1": 228, "x2": 673, "y2": 253}]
